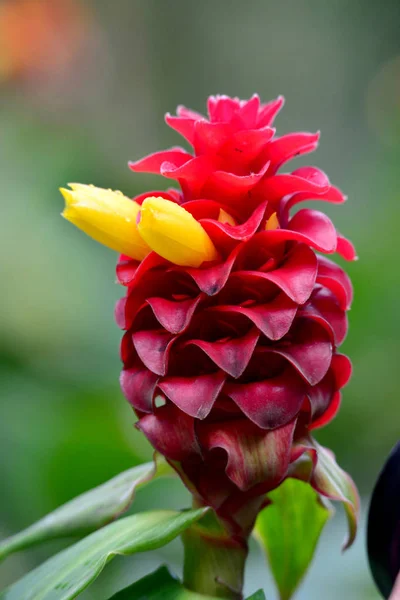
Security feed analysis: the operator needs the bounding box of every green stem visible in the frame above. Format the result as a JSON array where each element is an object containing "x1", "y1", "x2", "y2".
[{"x1": 182, "y1": 511, "x2": 248, "y2": 599}]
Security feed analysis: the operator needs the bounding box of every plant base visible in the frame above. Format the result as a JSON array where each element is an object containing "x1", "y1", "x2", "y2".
[{"x1": 182, "y1": 511, "x2": 248, "y2": 599}]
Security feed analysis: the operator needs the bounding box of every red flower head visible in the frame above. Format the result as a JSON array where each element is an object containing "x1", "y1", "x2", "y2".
[{"x1": 61, "y1": 94, "x2": 359, "y2": 544}]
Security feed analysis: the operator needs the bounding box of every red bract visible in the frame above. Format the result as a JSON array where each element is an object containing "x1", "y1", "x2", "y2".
[{"x1": 118, "y1": 95, "x2": 357, "y2": 539}]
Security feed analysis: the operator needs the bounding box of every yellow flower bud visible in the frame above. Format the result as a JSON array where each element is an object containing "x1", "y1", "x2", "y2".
[
  {"x1": 137, "y1": 197, "x2": 220, "y2": 268},
  {"x1": 218, "y1": 208, "x2": 237, "y2": 226},
  {"x1": 265, "y1": 212, "x2": 280, "y2": 231},
  {"x1": 60, "y1": 184, "x2": 151, "y2": 260}
]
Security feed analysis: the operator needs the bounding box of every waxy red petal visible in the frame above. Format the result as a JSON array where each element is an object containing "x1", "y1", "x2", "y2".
[
  {"x1": 207, "y1": 95, "x2": 241, "y2": 123},
  {"x1": 202, "y1": 160, "x2": 270, "y2": 201},
  {"x1": 264, "y1": 209, "x2": 337, "y2": 254},
  {"x1": 225, "y1": 369, "x2": 306, "y2": 429},
  {"x1": 256, "y1": 172, "x2": 329, "y2": 205},
  {"x1": 198, "y1": 417, "x2": 296, "y2": 491},
  {"x1": 138, "y1": 403, "x2": 200, "y2": 461},
  {"x1": 307, "y1": 354, "x2": 351, "y2": 428},
  {"x1": 129, "y1": 147, "x2": 192, "y2": 174},
  {"x1": 176, "y1": 104, "x2": 204, "y2": 120},
  {"x1": 132, "y1": 329, "x2": 176, "y2": 376},
  {"x1": 161, "y1": 155, "x2": 217, "y2": 198},
  {"x1": 292, "y1": 166, "x2": 330, "y2": 187},
  {"x1": 207, "y1": 293, "x2": 298, "y2": 340},
  {"x1": 280, "y1": 185, "x2": 347, "y2": 221},
  {"x1": 219, "y1": 126, "x2": 275, "y2": 167},
  {"x1": 115, "y1": 297, "x2": 127, "y2": 330},
  {"x1": 181, "y1": 198, "x2": 239, "y2": 222},
  {"x1": 183, "y1": 244, "x2": 242, "y2": 296},
  {"x1": 309, "y1": 391, "x2": 342, "y2": 430},
  {"x1": 305, "y1": 369, "x2": 336, "y2": 424},
  {"x1": 337, "y1": 233, "x2": 357, "y2": 261},
  {"x1": 331, "y1": 353, "x2": 352, "y2": 389},
  {"x1": 183, "y1": 328, "x2": 259, "y2": 378},
  {"x1": 158, "y1": 370, "x2": 226, "y2": 419},
  {"x1": 116, "y1": 252, "x2": 168, "y2": 287},
  {"x1": 257, "y1": 96, "x2": 285, "y2": 127},
  {"x1": 300, "y1": 287, "x2": 348, "y2": 345},
  {"x1": 193, "y1": 120, "x2": 234, "y2": 155},
  {"x1": 258, "y1": 132, "x2": 320, "y2": 173},
  {"x1": 165, "y1": 113, "x2": 197, "y2": 145},
  {"x1": 232, "y1": 243, "x2": 317, "y2": 305},
  {"x1": 317, "y1": 255, "x2": 353, "y2": 310},
  {"x1": 120, "y1": 364, "x2": 158, "y2": 413},
  {"x1": 233, "y1": 94, "x2": 261, "y2": 128},
  {"x1": 269, "y1": 319, "x2": 332, "y2": 385},
  {"x1": 146, "y1": 294, "x2": 202, "y2": 334},
  {"x1": 201, "y1": 201, "x2": 268, "y2": 250}
]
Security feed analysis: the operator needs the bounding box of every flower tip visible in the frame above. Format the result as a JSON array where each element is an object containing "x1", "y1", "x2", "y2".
[
  {"x1": 59, "y1": 186, "x2": 76, "y2": 219},
  {"x1": 218, "y1": 208, "x2": 236, "y2": 226},
  {"x1": 128, "y1": 160, "x2": 136, "y2": 170},
  {"x1": 59, "y1": 183, "x2": 151, "y2": 261},
  {"x1": 60, "y1": 183, "x2": 96, "y2": 209},
  {"x1": 60, "y1": 184, "x2": 95, "y2": 219},
  {"x1": 265, "y1": 212, "x2": 280, "y2": 231},
  {"x1": 59, "y1": 185, "x2": 72, "y2": 201},
  {"x1": 313, "y1": 130, "x2": 321, "y2": 143},
  {"x1": 275, "y1": 95, "x2": 285, "y2": 108}
]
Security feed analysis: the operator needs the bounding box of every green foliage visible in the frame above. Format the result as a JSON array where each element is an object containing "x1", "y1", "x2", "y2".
[
  {"x1": 109, "y1": 567, "x2": 266, "y2": 599},
  {"x1": 246, "y1": 592, "x2": 267, "y2": 600},
  {"x1": 109, "y1": 566, "x2": 219, "y2": 599},
  {"x1": 0, "y1": 509, "x2": 207, "y2": 600},
  {"x1": 307, "y1": 439, "x2": 359, "y2": 550},
  {"x1": 0, "y1": 457, "x2": 174, "y2": 561},
  {"x1": 255, "y1": 479, "x2": 331, "y2": 600}
]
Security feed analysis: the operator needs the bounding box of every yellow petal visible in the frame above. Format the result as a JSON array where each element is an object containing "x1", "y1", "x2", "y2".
[
  {"x1": 218, "y1": 208, "x2": 237, "y2": 226},
  {"x1": 265, "y1": 212, "x2": 280, "y2": 231},
  {"x1": 60, "y1": 184, "x2": 151, "y2": 260},
  {"x1": 137, "y1": 197, "x2": 220, "y2": 268}
]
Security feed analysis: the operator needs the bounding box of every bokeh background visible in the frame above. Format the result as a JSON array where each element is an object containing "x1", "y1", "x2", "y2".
[{"x1": 1, "y1": 1, "x2": 399, "y2": 598}]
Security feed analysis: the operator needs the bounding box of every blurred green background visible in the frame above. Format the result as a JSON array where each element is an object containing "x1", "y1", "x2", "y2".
[{"x1": 0, "y1": 0, "x2": 399, "y2": 598}]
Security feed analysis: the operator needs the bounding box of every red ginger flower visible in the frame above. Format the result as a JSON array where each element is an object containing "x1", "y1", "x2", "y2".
[
  {"x1": 114, "y1": 94, "x2": 358, "y2": 540},
  {"x1": 60, "y1": 94, "x2": 359, "y2": 545}
]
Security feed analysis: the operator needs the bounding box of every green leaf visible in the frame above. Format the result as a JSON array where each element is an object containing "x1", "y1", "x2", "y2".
[
  {"x1": 0, "y1": 456, "x2": 174, "y2": 561},
  {"x1": 246, "y1": 591, "x2": 266, "y2": 600},
  {"x1": 308, "y1": 440, "x2": 359, "y2": 550},
  {"x1": 290, "y1": 435, "x2": 360, "y2": 550},
  {"x1": 0, "y1": 508, "x2": 207, "y2": 600},
  {"x1": 108, "y1": 565, "x2": 220, "y2": 599},
  {"x1": 108, "y1": 567, "x2": 266, "y2": 599},
  {"x1": 254, "y1": 478, "x2": 331, "y2": 600}
]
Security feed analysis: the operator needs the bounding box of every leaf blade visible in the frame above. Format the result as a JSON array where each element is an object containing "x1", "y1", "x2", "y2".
[
  {"x1": 0, "y1": 456, "x2": 174, "y2": 561},
  {"x1": 108, "y1": 566, "x2": 266, "y2": 600},
  {"x1": 109, "y1": 565, "x2": 219, "y2": 599},
  {"x1": 0, "y1": 508, "x2": 207, "y2": 600},
  {"x1": 255, "y1": 478, "x2": 330, "y2": 600},
  {"x1": 246, "y1": 591, "x2": 267, "y2": 600},
  {"x1": 290, "y1": 436, "x2": 360, "y2": 550}
]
